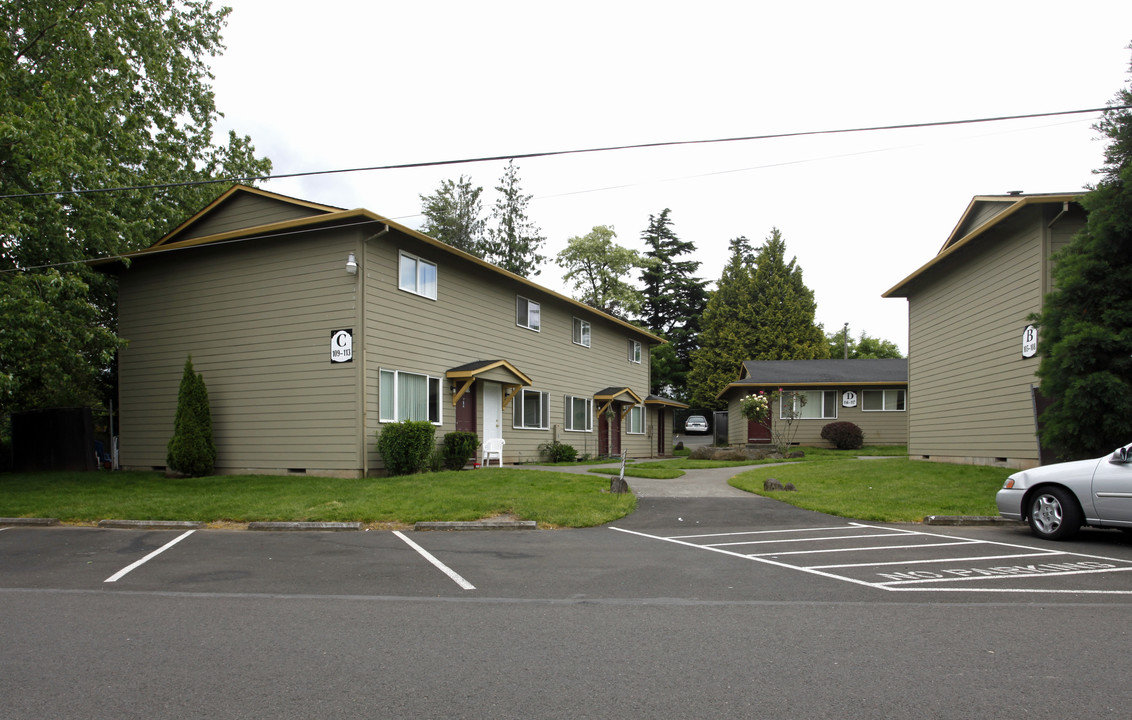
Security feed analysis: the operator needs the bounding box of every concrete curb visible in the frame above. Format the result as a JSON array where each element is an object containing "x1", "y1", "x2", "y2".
[
  {"x1": 923, "y1": 515, "x2": 1023, "y2": 526},
  {"x1": 0, "y1": 517, "x2": 59, "y2": 526},
  {"x1": 414, "y1": 520, "x2": 538, "y2": 531},
  {"x1": 247, "y1": 521, "x2": 363, "y2": 531},
  {"x1": 98, "y1": 519, "x2": 206, "y2": 530}
]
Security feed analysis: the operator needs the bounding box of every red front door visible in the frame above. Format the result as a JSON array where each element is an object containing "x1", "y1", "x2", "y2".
[
  {"x1": 455, "y1": 385, "x2": 476, "y2": 433},
  {"x1": 598, "y1": 413, "x2": 609, "y2": 456},
  {"x1": 748, "y1": 413, "x2": 771, "y2": 443}
]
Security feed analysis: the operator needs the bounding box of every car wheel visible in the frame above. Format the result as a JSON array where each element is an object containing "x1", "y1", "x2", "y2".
[{"x1": 1027, "y1": 487, "x2": 1081, "y2": 541}]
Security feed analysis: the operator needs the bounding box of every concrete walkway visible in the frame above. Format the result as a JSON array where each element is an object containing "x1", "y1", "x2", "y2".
[{"x1": 525, "y1": 462, "x2": 756, "y2": 498}]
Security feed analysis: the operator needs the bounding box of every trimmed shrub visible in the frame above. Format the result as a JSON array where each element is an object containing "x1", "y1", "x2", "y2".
[
  {"x1": 820, "y1": 421, "x2": 864, "y2": 450},
  {"x1": 539, "y1": 439, "x2": 577, "y2": 463},
  {"x1": 442, "y1": 431, "x2": 479, "y2": 470},
  {"x1": 377, "y1": 421, "x2": 436, "y2": 476},
  {"x1": 166, "y1": 356, "x2": 216, "y2": 477}
]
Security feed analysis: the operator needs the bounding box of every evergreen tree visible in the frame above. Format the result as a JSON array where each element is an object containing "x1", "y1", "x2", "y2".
[
  {"x1": 639, "y1": 209, "x2": 709, "y2": 397},
  {"x1": 747, "y1": 228, "x2": 828, "y2": 360},
  {"x1": 419, "y1": 175, "x2": 486, "y2": 256},
  {"x1": 1034, "y1": 57, "x2": 1132, "y2": 459},
  {"x1": 687, "y1": 230, "x2": 827, "y2": 408},
  {"x1": 687, "y1": 237, "x2": 760, "y2": 409},
  {"x1": 166, "y1": 356, "x2": 216, "y2": 477},
  {"x1": 484, "y1": 161, "x2": 546, "y2": 276}
]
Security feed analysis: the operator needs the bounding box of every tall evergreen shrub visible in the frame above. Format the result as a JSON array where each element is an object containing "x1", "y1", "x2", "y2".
[{"x1": 166, "y1": 356, "x2": 216, "y2": 476}]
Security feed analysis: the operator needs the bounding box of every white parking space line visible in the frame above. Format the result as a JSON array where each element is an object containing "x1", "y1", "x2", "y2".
[
  {"x1": 104, "y1": 530, "x2": 196, "y2": 583},
  {"x1": 612, "y1": 522, "x2": 1132, "y2": 595},
  {"x1": 393, "y1": 531, "x2": 476, "y2": 590}
]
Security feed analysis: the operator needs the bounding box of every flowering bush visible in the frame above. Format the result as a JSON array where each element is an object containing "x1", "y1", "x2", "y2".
[
  {"x1": 739, "y1": 389, "x2": 808, "y2": 456},
  {"x1": 740, "y1": 392, "x2": 770, "y2": 421}
]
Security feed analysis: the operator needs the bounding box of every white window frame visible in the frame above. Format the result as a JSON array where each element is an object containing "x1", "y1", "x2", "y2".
[
  {"x1": 781, "y1": 390, "x2": 838, "y2": 420},
  {"x1": 398, "y1": 251, "x2": 437, "y2": 300},
  {"x1": 861, "y1": 389, "x2": 906, "y2": 412},
  {"x1": 572, "y1": 317, "x2": 591, "y2": 348},
  {"x1": 628, "y1": 339, "x2": 642, "y2": 364},
  {"x1": 564, "y1": 395, "x2": 593, "y2": 432},
  {"x1": 514, "y1": 389, "x2": 550, "y2": 430},
  {"x1": 627, "y1": 404, "x2": 645, "y2": 434},
  {"x1": 378, "y1": 369, "x2": 442, "y2": 425},
  {"x1": 517, "y1": 296, "x2": 541, "y2": 332}
]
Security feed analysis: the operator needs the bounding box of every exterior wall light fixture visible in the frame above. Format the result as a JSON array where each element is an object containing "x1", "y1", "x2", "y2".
[{"x1": 346, "y1": 252, "x2": 358, "y2": 274}]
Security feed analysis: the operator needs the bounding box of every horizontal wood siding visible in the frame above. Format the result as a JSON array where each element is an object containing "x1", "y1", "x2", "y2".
[
  {"x1": 118, "y1": 231, "x2": 362, "y2": 474},
  {"x1": 726, "y1": 388, "x2": 908, "y2": 447},
  {"x1": 906, "y1": 216, "x2": 1044, "y2": 463},
  {"x1": 181, "y1": 195, "x2": 327, "y2": 241},
  {"x1": 363, "y1": 233, "x2": 652, "y2": 467}
]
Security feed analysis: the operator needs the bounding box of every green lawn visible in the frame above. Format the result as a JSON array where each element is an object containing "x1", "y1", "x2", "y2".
[
  {"x1": 728, "y1": 458, "x2": 1008, "y2": 522},
  {"x1": 0, "y1": 468, "x2": 635, "y2": 529}
]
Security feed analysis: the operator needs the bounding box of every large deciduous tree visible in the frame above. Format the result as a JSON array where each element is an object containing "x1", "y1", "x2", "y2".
[
  {"x1": 639, "y1": 209, "x2": 708, "y2": 397},
  {"x1": 419, "y1": 174, "x2": 486, "y2": 256},
  {"x1": 484, "y1": 160, "x2": 546, "y2": 277},
  {"x1": 557, "y1": 225, "x2": 652, "y2": 317},
  {"x1": 1, "y1": 0, "x2": 272, "y2": 419},
  {"x1": 1033, "y1": 55, "x2": 1132, "y2": 460},
  {"x1": 826, "y1": 327, "x2": 904, "y2": 359}
]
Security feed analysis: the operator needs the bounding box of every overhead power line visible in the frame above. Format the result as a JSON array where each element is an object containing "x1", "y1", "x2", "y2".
[{"x1": 2, "y1": 105, "x2": 1129, "y2": 201}]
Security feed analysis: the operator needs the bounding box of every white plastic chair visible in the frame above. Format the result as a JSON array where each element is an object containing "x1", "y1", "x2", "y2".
[{"x1": 482, "y1": 438, "x2": 505, "y2": 467}]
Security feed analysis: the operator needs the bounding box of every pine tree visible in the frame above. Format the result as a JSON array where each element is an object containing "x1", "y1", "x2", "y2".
[
  {"x1": 419, "y1": 175, "x2": 486, "y2": 256},
  {"x1": 166, "y1": 356, "x2": 216, "y2": 477},
  {"x1": 484, "y1": 161, "x2": 546, "y2": 276},
  {"x1": 639, "y1": 209, "x2": 708, "y2": 397},
  {"x1": 1034, "y1": 57, "x2": 1132, "y2": 459},
  {"x1": 686, "y1": 237, "x2": 760, "y2": 409}
]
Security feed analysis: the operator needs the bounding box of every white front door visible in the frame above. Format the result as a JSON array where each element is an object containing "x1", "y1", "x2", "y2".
[{"x1": 483, "y1": 382, "x2": 503, "y2": 443}]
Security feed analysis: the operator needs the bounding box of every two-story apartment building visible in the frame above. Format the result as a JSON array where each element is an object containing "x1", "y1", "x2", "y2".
[
  {"x1": 99, "y1": 185, "x2": 676, "y2": 476},
  {"x1": 883, "y1": 193, "x2": 1086, "y2": 468}
]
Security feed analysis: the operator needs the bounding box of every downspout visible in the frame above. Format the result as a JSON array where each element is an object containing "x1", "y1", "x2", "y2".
[{"x1": 360, "y1": 224, "x2": 390, "y2": 476}]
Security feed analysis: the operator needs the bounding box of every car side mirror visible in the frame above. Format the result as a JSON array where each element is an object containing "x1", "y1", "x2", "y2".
[{"x1": 1111, "y1": 447, "x2": 1131, "y2": 464}]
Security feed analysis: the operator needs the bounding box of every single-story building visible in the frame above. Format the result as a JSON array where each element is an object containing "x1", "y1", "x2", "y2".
[
  {"x1": 97, "y1": 185, "x2": 684, "y2": 476},
  {"x1": 883, "y1": 193, "x2": 1086, "y2": 468},
  {"x1": 717, "y1": 359, "x2": 909, "y2": 447}
]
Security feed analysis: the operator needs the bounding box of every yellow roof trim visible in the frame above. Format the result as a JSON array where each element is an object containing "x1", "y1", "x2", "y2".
[
  {"x1": 446, "y1": 360, "x2": 534, "y2": 386},
  {"x1": 154, "y1": 185, "x2": 344, "y2": 247},
  {"x1": 882, "y1": 193, "x2": 1080, "y2": 298},
  {"x1": 593, "y1": 387, "x2": 644, "y2": 405},
  {"x1": 104, "y1": 186, "x2": 664, "y2": 345}
]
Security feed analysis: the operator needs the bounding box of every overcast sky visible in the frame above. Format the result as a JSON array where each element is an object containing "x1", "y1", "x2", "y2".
[{"x1": 208, "y1": 1, "x2": 1132, "y2": 353}]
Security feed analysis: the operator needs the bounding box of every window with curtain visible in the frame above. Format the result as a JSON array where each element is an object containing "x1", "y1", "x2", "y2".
[
  {"x1": 627, "y1": 405, "x2": 644, "y2": 434},
  {"x1": 781, "y1": 390, "x2": 838, "y2": 420},
  {"x1": 379, "y1": 369, "x2": 441, "y2": 423},
  {"x1": 517, "y1": 296, "x2": 540, "y2": 331},
  {"x1": 398, "y1": 251, "x2": 437, "y2": 299}
]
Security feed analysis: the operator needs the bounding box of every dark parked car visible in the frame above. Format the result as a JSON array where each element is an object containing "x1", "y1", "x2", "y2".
[{"x1": 996, "y1": 442, "x2": 1132, "y2": 540}]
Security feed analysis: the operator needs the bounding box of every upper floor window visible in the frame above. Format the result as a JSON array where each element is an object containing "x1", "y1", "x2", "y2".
[
  {"x1": 572, "y1": 318, "x2": 591, "y2": 347},
  {"x1": 628, "y1": 339, "x2": 642, "y2": 363},
  {"x1": 379, "y1": 369, "x2": 441, "y2": 424},
  {"x1": 781, "y1": 390, "x2": 838, "y2": 420},
  {"x1": 862, "y1": 389, "x2": 906, "y2": 412},
  {"x1": 399, "y1": 252, "x2": 437, "y2": 299},
  {"x1": 517, "y1": 296, "x2": 541, "y2": 331},
  {"x1": 565, "y1": 395, "x2": 592, "y2": 432},
  {"x1": 627, "y1": 404, "x2": 645, "y2": 434},
  {"x1": 514, "y1": 389, "x2": 549, "y2": 430}
]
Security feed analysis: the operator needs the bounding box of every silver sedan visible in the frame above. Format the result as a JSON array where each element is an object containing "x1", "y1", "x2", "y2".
[{"x1": 996, "y1": 442, "x2": 1132, "y2": 540}]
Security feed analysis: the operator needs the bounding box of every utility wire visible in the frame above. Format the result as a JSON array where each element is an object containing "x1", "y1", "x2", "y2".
[{"x1": 2, "y1": 105, "x2": 1128, "y2": 201}]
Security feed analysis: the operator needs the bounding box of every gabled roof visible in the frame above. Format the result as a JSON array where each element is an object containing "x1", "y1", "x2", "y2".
[
  {"x1": 717, "y1": 359, "x2": 907, "y2": 399},
  {"x1": 883, "y1": 192, "x2": 1080, "y2": 298},
  {"x1": 644, "y1": 394, "x2": 689, "y2": 409},
  {"x1": 94, "y1": 185, "x2": 664, "y2": 345}
]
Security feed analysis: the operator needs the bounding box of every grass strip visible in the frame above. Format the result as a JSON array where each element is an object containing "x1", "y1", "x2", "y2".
[
  {"x1": 728, "y1": 458, "x2": 1008, "y2": 522},
  {"x1": 0, "y1": 468, "x2": 635, "y2": 528}
]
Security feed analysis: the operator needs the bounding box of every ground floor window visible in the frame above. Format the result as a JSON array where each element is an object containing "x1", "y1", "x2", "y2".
[
  {"x1": 379, "y1": 369, "x2": 441, "y2": 424},
  {"x1": 627, "y1": 404, "x2": 645, "y2": 434},
  {"x1": 781, "y1": 390, "x2": 838, "y2": 420},
  {"x1": 862, "y1": 389, "x2": 905, "y2": 411},
  {"x1": 565, "y1": 395, "x2": 592, "y2": 432},
  {"x1": 515, "y1": 389, "x2": 550, "y2": 430}
]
